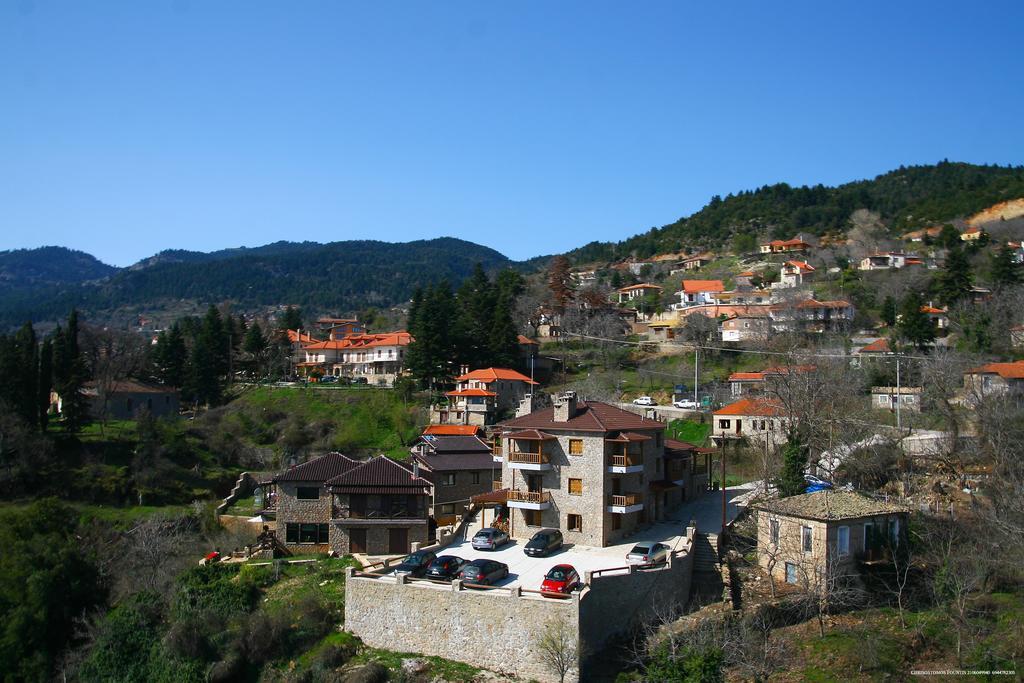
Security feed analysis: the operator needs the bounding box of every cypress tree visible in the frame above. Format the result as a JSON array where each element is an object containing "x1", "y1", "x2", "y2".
[
  {"x1": 934, "y1": 246, "x2": 973, "y2": 306},
  {"x1": 37, "y1": 338, "x2": 52, "y2": 432},
  {"x1": 990, "y1": 245, "x2": 1021, "y2": 287},
  {"x1": 776, "y1": 429, "x2": 809, "y2": 498},
  {"x1": 897, "y1": 290, "x2": 935, "y2": 350},
  {"x1": 278, "y1": 306, "x2": 303, "y2": 332},
  {"x1": 488, "y1": 291, "x2": 520, "y2": 369},
  {"x1": 153, "y1": 323, "x2": 188, "y2": 388},
  {"x1": 880, "y1": 295, "x2": 897, "y2": 327},
  {"x1": 52, "y1": 310, "x2": 87, "y2": 432}
]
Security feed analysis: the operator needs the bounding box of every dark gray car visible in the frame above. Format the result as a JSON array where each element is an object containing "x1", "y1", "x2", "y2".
[
  {"x1": 459, "y1": 559, "x2": 510, "y2": 586},
  {"x1": 524, "y1": 528, "x2": 563, "y2": 557}
]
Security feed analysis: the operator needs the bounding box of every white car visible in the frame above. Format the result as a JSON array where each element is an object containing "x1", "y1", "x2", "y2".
[
  {"x1": 672, "y1": 399, "x2": 700, "y2": 410},
  {"x1": 632, "y1": 396, "x2": 656, "y2": 406}
]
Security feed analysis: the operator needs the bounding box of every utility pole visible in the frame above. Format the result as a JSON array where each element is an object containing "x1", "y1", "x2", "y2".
[
  {"x1": 720, "y1": 440, "x2": 727, "y2": 535},
  {"x1": 694, "y1": 344, "x2": 699, "y2": 407},
  {"x1": 896, "y1": 354, "x2": 902, "y2": 431}
]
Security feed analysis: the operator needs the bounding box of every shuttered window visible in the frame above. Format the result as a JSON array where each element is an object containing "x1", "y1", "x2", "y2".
[
  {"x1": 569, "y1": 439, "x2": 584, "y2": 455},
  {"x1": 568, "y1": 478, "x2": 583, "y2": 495}
]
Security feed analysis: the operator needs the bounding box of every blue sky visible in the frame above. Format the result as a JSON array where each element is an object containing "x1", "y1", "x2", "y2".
[{"x1": 1, "y1": 1, "x2": 1022, "y2": 267}]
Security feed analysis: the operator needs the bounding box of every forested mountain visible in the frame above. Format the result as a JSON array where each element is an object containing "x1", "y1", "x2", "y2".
[
  {"x1": 0, "y1": 246, "x2": 118, "y2": 288},
  {"x1": 569, "y1": 161, "x2": 1024, "y2": 263},
  {"x1": 0, "y1": 238, "x2": 513, "y2": 329}
]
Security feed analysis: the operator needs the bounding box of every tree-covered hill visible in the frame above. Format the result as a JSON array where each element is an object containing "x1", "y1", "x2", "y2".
[
  {"x1": 569, "y1": 161, "x2": 1024, "y2": 263},
  {"x1": 0, "y1": 246, "x2": 118, "y2": 288},
  {"x1": 0, "y1": 237, "x2": 513, "y2": 329}
]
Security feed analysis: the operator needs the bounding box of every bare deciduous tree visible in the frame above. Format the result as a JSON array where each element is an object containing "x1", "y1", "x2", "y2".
[{"x1": 536, "y1": 615, "x2": 580, "y2": 683}]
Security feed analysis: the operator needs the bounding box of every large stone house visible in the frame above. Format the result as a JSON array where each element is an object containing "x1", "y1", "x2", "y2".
[
  {"x1": 616, "y1": 283, "x2": 662, "y2": 304},
  {"x1": 273, "y1": 452, "x2": 431, "y2": 556},
  {"x1": 776, "y1": 260, "x2": 815, "y2": 288},
  {"x1": 720, "y1": 314, "x2": 771, "y2": 343},
  {"x1": 300, "y1": 331, "x2": 413, "y2": 385},
  {"x1": 494, "y1": 392, "x2": 712, "y2": 548},
  {"x1": 755, "y1": 491, "x2": 908, "y2": 585},
  {"x1": 412, "y1": 435, "x2": 498, "y2": 526},
  {"x1": 759, "y1": 237, "x2": 811, "y2": 254},
  {"x1": 430, "y1": 367, "x2": 538, "y2": 426}
]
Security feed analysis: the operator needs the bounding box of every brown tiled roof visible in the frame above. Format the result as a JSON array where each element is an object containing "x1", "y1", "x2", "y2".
[
  {"x1": 756, "y1": 491, "x2": 908, "y2": 521},
  {"x1": 414, "y1": 452, "x2": 497, "y2": 472},
  {"x1": 605, "y1": 431, "x2": 652, "y2": 443},
  {"x1": 471, "y1": 488, "x2": 509, "y2": 505},
  {"x1": 664, "y1": 438, "x2": 714, "y2": 457},
  {"x1": 274, "y1": 452, "x2": 358, "y2": 483},
  {"x1": 507, "y1": 429, "x2": 557, "y2": 440},
  {"x1": 327, "y1": 455, "x2": 431, "y2": 494},
  {"x1": 500, "y1": 400, "x2": 666, "y2": 434},
  {"x1": 83, "y1": 379, "x2": 176, "y2": 395},
  {"x1": 417, "y1": 435, "x2": 493, "y2": 455}
]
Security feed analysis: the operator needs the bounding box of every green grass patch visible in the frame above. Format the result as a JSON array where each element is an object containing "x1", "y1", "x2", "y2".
[
  {"x1": 354, "y1": 647, "x2": 482, "y2": 682},
  {"x1": 667, "y1": 419, "x2": 710, "y2": 445}
]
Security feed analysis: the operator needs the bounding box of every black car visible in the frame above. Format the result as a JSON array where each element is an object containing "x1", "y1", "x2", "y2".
[
  {"x1": 392, "y1": 549, "x2": 437, "y2": 578},
  {"x1": 425, "y1": 555, "x2": 467, "y2": 580},
  {"x1": 524, "y1": 528, "x2": 563, "y2": 557},
  {"x1": 459, "y1": 559, "x2": 510, "y2": 586}
]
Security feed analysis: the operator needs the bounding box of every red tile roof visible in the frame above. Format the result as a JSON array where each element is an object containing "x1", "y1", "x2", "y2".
[
  {"x1": 501, "y1": 400, "x2": 665, "y2": 434},
  {"x1": 302, "y1": 331, "x2": 413, "y2": 351},
  {"x1": 456, "y1": 368, "x2": 537, "y2": 384},
  {"x1": 287, "y1": 329, "x2": 321, "y2": 344},
  {"x1": 517, "y1": 335, "x2": 539, "y2": 346},
  {"x1": 423, "y1": 425, "x2": 483, "y2": 436},
  {"x1": 446, "y1": 388, "x2": 497, "y2": 397},
  {"x1": 728, "y1": 372, "x2": 766, "y2": 382},
  {"x1": 785, "y1": 260, "x2": 815, "y2": 272},
  {"x1": 274, "y1": 452, "x2": 358, "y2": 483},
  {"x1": 682, "y1": 280, "x2": 725, "y2": 294},
  {"x1": 968, "y1": 360, "x2": 1024, "y2": 380},
  {"x1": 858, "y1": 338, "x2": 891, "y2": 354},
  {"x1": 714, "y1": 398, "x2": 786, "y2": 417},
  {"x1": 795, "y1": 298, "x2": 851, "y2": 309},
  {"x1": 920, "y1": 306, "x2": 946, "y2": 315}
]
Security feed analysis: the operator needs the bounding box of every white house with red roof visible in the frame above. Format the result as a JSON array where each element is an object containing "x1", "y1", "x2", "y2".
[
  {"x1": 299, "y1": 330, "x2": 413, "y2": 385},
  {"x1": 672, "y1": 279, "x2": 725, "y2": 310},
  {"x1": 712, "y1": 397, "x2": 789, "y2": 447},
  {"x1": 430, "y1": 367, "x2": 538, "y2": 427},
  {"x1": 777, "y1": 260, "x2": 816, "y2": 288},
  {"x1": 616, "y1": 282, "x2": 662, "y2": 304}
]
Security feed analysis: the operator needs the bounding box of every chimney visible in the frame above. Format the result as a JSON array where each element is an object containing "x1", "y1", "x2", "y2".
[
  {"x1": 412, "y1": 460, "x2": 420, "y2": 479},
  {"x1": 329, "y1": 328, "x2": 336, "y2": 341},
  {"x1": 515, "y1": 393, "x2": 536, "y2": 418},
  {"x1": 459, "y1": 364, "x2": 469, "y2": 376},
  {"x1": 553, "y1": 391, "x2": 578, "y2": 423}
]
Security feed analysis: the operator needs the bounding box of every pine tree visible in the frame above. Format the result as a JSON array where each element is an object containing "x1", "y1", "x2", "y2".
[
  {"x1": 278, "y1": 306, "x2": 303, "y2": 332},
  {"x1": 990, "y1": 245, "x2": 1021, "y2": 287},
  {"x1": 937, "y1": 224, "x2": 961, "y2": 249},
  {"x1": 897, "y1": 290, "x2": 935, "y2": 350},
  {"x1": 488, "y1": 291, "x2": 520, "y2": 369},
  {"x1": 243, "y1": 321, "x2": 268, "y2": 378},
  {"x1": 934, "y1": 246, "x2": 973, "y2": 306},
  {"x1": 37, "y1": 338, "x2": 52, "y2": 432},
  {"x1": 52, "y1": 310, "x2": 87, "y2": 432},
  {"x1": 185, "y1": 306, "x2": 229, "y2": 406},
  {"x1": 454, "y1": 264, "x2": 495, "y2": 369},
  {"x1": 880, "y1": 296, "x2": 897, "y2": 327},
  {"x1": 153, "y1": 323, "x2": 188, "y2": 388},
  {"x1": 776, "y1": 429, "x2": 809, "y2": 498},
  {"x1": 405, "y1": 283, "x2": 457, "y2": 390}
]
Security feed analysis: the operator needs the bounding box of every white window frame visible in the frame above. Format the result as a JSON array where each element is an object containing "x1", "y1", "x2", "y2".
[{"x1": 785, "y1": 562, "x2": 797, "y2": 584}]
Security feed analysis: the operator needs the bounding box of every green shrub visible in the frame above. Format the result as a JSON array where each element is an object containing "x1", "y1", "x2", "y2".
[{"x1": 172, "y1": 564, "x2": 259, "y2": 619}]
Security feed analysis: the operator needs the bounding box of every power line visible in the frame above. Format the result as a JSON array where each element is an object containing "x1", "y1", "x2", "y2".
[{"x1": 561, "y1": 331, "x2": 931, "y2": 362}]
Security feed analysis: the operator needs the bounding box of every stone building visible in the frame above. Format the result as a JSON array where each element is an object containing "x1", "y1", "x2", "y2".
[
  {"x1": 429, "y1": 367, "x2": 538, "y2": 426},
  {"x1": 52, "y1": 379, "x2": 180, "y2": 421},
  {"x1": 273, "y1": 452, "x2": 431, "y2": 556},
  {"x1": 411, "y1": 434, "x2": 499, "y2": 525},
  {"x1": 328, "y1": 456, "x2": 431, "y2": 556},
  {"x1": 712, "y1": 397, "x2": 789, "y2": 448},
  {"x1": 962, "y1": 360, "x2": 1024, "y2": 401},
  {"x1": 495, "y1": 392, "x2": 711, "y2": 548},
  {"x1": 754, "y1": 491, "x2": 908, "y2": 586}
]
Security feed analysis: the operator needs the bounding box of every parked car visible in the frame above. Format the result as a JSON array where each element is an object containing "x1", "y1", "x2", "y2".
[
  {"x1": 540, "y1": 564, "x2": 581, "y2": 594},
  {"x1": 672, "y1": 399, "x2": 700, "y2": 410},
  {"x1": 632, "y1": 396, "x2": 656, "y2": 406},
  {"x1": 626, "y1": 542, "x2": 671, "y2": 565},
  {"x1": 354, "y1": 376, "x2": 368, "y2": 385},
  {"x1": 459, "y1": 559, "x2": 510, "y2": 586},
  {"x1": 471, "y1": 527, "x2": 510, "y2": 550},
  {"x1": 392, "y1": 549, "x2": 437, "y2": 578},
  {"x1": 524, "y1": 529, "x2": 563, "y2": 557},
  {"x1": 319, "y1": 375, "x2": 338, "y2": 384},
  {"x1": 425, "y1": 555, "x2": 467, "y2": 580}
]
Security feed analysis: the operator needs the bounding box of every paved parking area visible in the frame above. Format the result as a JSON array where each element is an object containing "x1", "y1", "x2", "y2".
[{"x1": 357, "y1": 490, "x2": 752, "y2": 589}]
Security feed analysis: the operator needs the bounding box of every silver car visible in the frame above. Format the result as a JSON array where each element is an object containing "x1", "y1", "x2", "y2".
[
  {"x1": 626, "y1": 541, "x2": 671, "y2": 565},
  {"x1": 471, "y1": 527, "x2": 510, "y2": 550}
]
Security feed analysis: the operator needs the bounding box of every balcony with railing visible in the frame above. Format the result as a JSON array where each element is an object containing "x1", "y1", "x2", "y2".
[
  {"x1": 507, "y1": 448, "x2": 552, "y2": 471},
  {"x1": 332, "y1": 498, "x2": 428, "y2": 524},
  {"x1": 607, "y1": 492, "x2": 644, "y2": 514},
  {"x1": 507, "y1": 489, "x2": 552, "y2": 510},
  {"x1": 607, "y1": 449, "x2": 644, "y2": 474}
]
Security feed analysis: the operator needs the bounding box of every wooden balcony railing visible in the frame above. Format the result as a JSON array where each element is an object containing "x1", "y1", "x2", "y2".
[
  {"x1": 609, "y1": 493, "x2": 640, "y2": 507},
  {"x1": 507, "y1": 490, "x2": 552, "y2": 504},
  {"x1": 610, "y1": 453, "x2": 642, "y2": 468},
  {"x1": 508, "y1": 450, "x2": 548, "y2": 464}
]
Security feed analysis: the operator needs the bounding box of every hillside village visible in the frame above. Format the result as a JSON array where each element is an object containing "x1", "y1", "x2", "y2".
[{"x1": 2, "y1": 184, "x2": 1024, "y2": 681}]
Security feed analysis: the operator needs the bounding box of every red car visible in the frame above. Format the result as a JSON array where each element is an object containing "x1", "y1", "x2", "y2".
[{"x1": 540, "y1": 564, "x2": 580, "y2": 594}]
